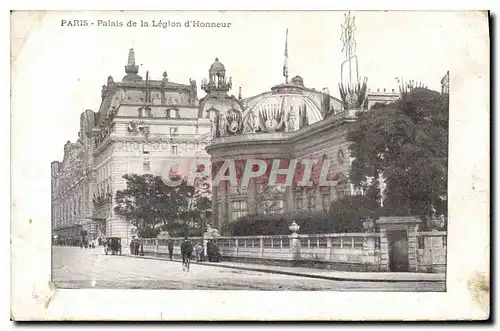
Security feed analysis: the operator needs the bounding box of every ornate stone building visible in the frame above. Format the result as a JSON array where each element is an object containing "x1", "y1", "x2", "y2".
[
  {"x1": 203, "y1": 55, "x2": 449, "y2": 230},
  {"x1": 52, "y1": 48, "x2": 450, "y2": 243},
  {"x1": 51, "y1": 49, "x2": 211, "y2": 245},
  {"x1": 202, "y1": 57, "x2": 360, "y2": 229}
]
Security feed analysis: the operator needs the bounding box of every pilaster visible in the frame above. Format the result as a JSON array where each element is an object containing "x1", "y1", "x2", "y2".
[{"x1": 379, "y1": 228, "x2": 390, "y2": 272}]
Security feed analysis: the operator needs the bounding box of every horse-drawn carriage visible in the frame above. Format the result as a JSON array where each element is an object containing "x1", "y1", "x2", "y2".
[{"x1": 104, "y1": 237, "x2": 122, "y2": 255}]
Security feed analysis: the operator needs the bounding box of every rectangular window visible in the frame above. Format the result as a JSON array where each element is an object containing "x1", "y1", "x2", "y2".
[
  {"x1": 171, "y1": 145, "x2": 178, "y2": 155},
  {"x1": 143, "y1": 159, "x2": 151, "y2": 173},
  {"x1": 143, "y1": 144, "x2": 150, "y2": 154},
  {"x1": 231, "y1": 200, "x2": 248, "y2": 221},
  {"x1": 308, "y1": 196, "x2": 316, "y2": 211},
  {"x1": 321, "y1": 194, "x2": 330, "y2": 212},
  {"x1": 296, "y1": 197, "x2": 304, "y2": 210}
]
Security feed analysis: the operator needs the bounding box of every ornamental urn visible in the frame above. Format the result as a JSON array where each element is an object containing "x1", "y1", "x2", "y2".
[{"x1": 289, "y1": 221, "x2": 300, "y2": 234}]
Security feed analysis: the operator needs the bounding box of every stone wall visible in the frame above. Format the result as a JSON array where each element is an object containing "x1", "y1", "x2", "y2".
[
  {"x1": 416, "y1": 231, "x2": 447, "y2": 273},
  {"x1": 138, "y1": 230, "x2": 446, "y2": 273}
]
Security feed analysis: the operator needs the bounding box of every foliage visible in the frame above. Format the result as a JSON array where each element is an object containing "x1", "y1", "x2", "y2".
[
  {"x1": 114, "y1": 173, "x2": 212, "y2": 238},
  {"x1": 221, "y1": 195, "x2": 371, "y2": 236},
  {"x1": 348, "y1": 88, "x2": 449, "y2": 219}
]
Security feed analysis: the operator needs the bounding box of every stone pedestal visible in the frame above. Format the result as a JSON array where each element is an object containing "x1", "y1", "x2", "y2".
[
  {"x1": 290, "y1": 233, "x2": 301, "y2": 261},
  {"x1": 289, "y1": 221, "x2": 301, "y2": 264}
]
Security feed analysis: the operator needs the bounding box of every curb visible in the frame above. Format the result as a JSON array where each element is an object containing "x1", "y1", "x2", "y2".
[{"x1": 125, "y1": 254, "x2": 445, "y2": 283}]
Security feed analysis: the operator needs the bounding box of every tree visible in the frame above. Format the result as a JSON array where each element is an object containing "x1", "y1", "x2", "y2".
[
  {"x1": 348, "y1": 88, "x2": 449, "y2": 221},
  {"x1": 114, "y1": 173, "x2": 212, "y2": 238},
  {"x1": 174, "y1": 175, "x2": 212, "y2": 237}
]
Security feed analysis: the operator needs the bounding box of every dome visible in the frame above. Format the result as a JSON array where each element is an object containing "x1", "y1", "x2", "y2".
[
  {"x1": 242, "y1": 84, "x2": 325, "y2": 132},
  {"x1": 209, "y1": 58, "x2": 225, "y2": 75}
]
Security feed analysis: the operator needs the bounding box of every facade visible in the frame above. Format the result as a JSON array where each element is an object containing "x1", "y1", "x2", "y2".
[
  {"x1": 51, "y1": 49, "x2": 211, "y2": 246},
  {"x1": 202, "y1": 57, "x2": 361, "y2": 229},
  {"x1": 365, "y1": 88, "x2": 400, "y2": 109}
]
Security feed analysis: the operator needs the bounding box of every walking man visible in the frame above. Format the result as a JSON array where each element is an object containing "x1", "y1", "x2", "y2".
[{"x1": 167, "y1": 239, "x2": 174, "y2": 261}]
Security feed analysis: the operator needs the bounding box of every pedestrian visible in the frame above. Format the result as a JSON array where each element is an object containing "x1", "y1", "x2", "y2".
[
  {"x1": 134, "y1": 239, "x2": 140, "y2": 256},
  {"x1": 195, "y1": 243, "x2": 203, "y2": 262},
  {"x1": 167, "y1": 239, "x2": 174, "y2": 261},
  {"x1": 130, "y1": 237, "x2": 136, "y2": 255}
]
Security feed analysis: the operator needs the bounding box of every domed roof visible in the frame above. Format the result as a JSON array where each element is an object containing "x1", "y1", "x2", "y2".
[
  {"x1": 209, "y1": 58, "x2": 225, "y2": 74},
  {"x1": 242, "y1": 84, "x2": 325, "y2": 131}
]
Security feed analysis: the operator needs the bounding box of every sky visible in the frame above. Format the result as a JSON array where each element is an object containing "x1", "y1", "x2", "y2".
[
  {"x1": 12, "y1": 11, "x2": 475, "y2": 161},
  {"x1": 10, "y1": 10, "x2": 488, "y2": 223}
]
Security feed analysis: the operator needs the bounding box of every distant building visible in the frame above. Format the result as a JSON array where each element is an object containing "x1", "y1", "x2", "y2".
[{"x1": 365, "y1": 88, "x2": 400, "y2": 109}]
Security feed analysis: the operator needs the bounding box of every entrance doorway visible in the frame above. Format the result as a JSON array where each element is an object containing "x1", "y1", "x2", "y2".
[{"x1": 388, "y1": 230, "x2": 409, "y2": 272}]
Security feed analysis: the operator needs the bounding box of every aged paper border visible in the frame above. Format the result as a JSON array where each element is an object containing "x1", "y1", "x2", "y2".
[{"x1": 8, "y1": 3, "x2": 490, "y2": 321}]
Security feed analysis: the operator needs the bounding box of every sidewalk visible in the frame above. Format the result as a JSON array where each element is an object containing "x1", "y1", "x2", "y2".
[{"x1": 126, "y1": 253, "x2": 446, "y2": 282}]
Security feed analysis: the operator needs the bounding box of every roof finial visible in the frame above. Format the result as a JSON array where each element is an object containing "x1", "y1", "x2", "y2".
[
  {"x1": 128, "y1": 48, "x2": 136, "y2": 66},
  {"x1": 283, "y1": 28, "x2": 289, "y2": 84},
  {"x1": 125, "y1": 48, "x2": 139, "y2": 76},
  {"x1": 238, "y1": 86, "x2": 242, "y2": 99}
]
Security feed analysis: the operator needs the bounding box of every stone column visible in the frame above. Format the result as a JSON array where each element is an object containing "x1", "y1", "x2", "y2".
[
  {"x1": 362, "y1": 236, "x2": 377, "y2": 271},
  {"x1": 248, "y1": 178, "x2": 257, "y2": 214},
  {"x1": 219, "y1": 182, "x2": 228, "y2": 228},
  {"x1": 211, "y1": 185, "x2": 218, "y2": 228},
  {"x1": 379, "y1": 228, "x2": 390, "y2": 272},
  {"x1": 407, "y1": 224, "x2": 419, "y2": 272},
  {"x1": 315, "y1": 189, "x2": 321, "y2": 211},
  {"x1": 284, "y1": 186, "x2": 294, "y2": 213},
  {"x1": 330, "y1": 185, "x2": 338, "y2": 202}
]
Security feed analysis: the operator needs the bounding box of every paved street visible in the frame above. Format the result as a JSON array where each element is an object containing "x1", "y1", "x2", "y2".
[{"x1": 52, "y1": 246, "x2": 445, "y2": 291}]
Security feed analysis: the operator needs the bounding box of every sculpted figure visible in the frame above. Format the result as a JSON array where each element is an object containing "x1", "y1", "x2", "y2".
[
  {"x1": 218, "y1": 113, "x2": 227, "y2": 137},
  {"x1": 107, "y1": 75, "x2": 115, "y2": 87},
  {"x1": 243, "y1": 110, "x2": 257, "y2": 134},
  {"x1": 286, "y1": 106, "x2": 297, "y2": 132}
]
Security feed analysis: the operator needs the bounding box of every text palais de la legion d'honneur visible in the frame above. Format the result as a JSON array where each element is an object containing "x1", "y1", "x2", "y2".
[{"x1": 61, "y1": 19, "x2": 232, "y2": 29}]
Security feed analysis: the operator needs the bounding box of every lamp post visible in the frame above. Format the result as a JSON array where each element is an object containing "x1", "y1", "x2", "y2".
[{"x1": 200, "y1": 212, "x2": 206, "y2": 261}]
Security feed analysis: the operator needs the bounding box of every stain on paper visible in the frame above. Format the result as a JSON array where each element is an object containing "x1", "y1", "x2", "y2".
[{"x1": 468, "y1": 271, "x2": 490, "y2": 313}]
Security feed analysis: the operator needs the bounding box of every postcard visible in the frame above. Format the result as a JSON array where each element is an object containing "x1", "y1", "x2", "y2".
[{"x1": 10, "y1": 10, "x2": 490, "y2": 321}]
